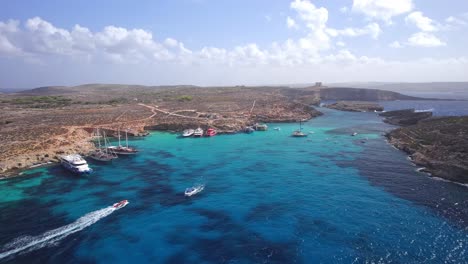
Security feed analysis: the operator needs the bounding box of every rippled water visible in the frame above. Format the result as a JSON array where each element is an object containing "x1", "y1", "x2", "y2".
[{"x1": 0, "y1": 107, "x2": 467, "y2": 263}]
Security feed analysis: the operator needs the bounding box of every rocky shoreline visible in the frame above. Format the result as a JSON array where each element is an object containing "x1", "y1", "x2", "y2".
[
  {"x1": 325, "y1": 101, "x2": 384, "y2": 112},
  {"x1": 386, "y1": 116, "x2": 468, "y2": 184}
]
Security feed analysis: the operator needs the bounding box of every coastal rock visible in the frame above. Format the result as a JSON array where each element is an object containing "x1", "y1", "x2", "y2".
[
  {"x1": 379, "y1": 109, "x2": 432, "y2": 126},
  {"x1": 325, "y1": 101, "x2": 384, "y2": 112},
  {"x1": 386, "y1": 116, "x2": 468, "y2": 184}
]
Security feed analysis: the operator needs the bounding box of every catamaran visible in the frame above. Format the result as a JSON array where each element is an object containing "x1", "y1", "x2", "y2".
[
  {"x1": 60, "y1": 154, "x2": 92, "y2": 174},
  {"x1": 107, "y1": 128, "x2": 138, "y2": 155}
]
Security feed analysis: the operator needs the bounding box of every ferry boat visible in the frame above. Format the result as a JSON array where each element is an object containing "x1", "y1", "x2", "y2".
[
  {"x1": 205, "y1": 128, "x2": 217, "y2": 137},
  {"x1": 60, "y1": 154, "x2": 92, "y2": 174},
  {"x1": 113, "y1": 200, "x2": 129, "y2": 209},
  {"x1": 182, "y1": 129, "x2": 195, "y2": 137},
  {"x1": 193, "y1": 127, "x2": 204, "y2": 137},
  {"x1": 185, "y1": 185, "x2": 204, "y2": 197}
]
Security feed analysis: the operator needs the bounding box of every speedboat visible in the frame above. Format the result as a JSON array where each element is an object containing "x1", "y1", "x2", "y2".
[
  {"x1": 60, "y1": 154, "x2": 92, "y2": 174},
  {"x1": 351, "y1": 132, "x2": 358, "y2": 136},
  {"x1": 182, "y1": 129, "x2": 195, "y2": 137},
  {"x1": 185, "y1": 184, "x2": 205, "y2": 197},
  {"x1": 113, "y1": 200, "x2": 129, "y2": 209},
  {"x1": 205, "y1": 128, "x2": 217, "y2": 137},
  {"x1": 274, "y1": 127, "x2": 281, "y2": 131},
  {"x1": 194, "y1": 127, "x2": 204, "y2": 137}
]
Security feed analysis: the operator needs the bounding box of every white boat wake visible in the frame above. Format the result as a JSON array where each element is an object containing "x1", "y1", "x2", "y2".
[
  {"x1": 415, "y1": 108, "x2": 434, "y2": 113},
  {"x1": 0, "y1": 206, "x2": 119, "y2": 260}
]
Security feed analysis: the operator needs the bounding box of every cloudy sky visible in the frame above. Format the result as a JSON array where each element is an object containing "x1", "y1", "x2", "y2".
[{"x1": 1, "y1": 0, "x2": 468, "y2": 88}]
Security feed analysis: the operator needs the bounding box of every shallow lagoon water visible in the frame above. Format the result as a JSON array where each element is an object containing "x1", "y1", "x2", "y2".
[{"x1": 0, "y1": 107, "x2": 467, "y2": 263}]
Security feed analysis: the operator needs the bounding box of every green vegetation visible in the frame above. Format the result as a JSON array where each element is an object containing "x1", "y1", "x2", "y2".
[
  {"x1": 7, "y1": 96, "x2": 73, "y2": 108},
  {"x1": 177, "y1": 95, "x2": 193, "y2": 102}
]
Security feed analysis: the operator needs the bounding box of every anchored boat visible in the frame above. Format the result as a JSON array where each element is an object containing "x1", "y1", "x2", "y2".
[
  {"x1": 60, "y1": 154, "x2": 92, "y2": 174},
  {"x1": 205, "y1": 128, "x2": 217, "y2": 137},
  {"x1": 291, "y1": 120, "x2": 307, "y2": 137},
  {"x1": 182, "y1": 129, "x2": 195, "y2": 137},
  {"x1": 193, "y1": 127, "x2": 204, "y2": 137},
  {"x1": 107, "y1": 128, "x2": 138, "y2": 155}
]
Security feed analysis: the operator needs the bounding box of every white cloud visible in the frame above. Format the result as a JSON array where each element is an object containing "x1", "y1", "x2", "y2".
[
  {"x1": 407, "y1": 32, "x2": 446, "y2": 47},
  {"x1": 340, "y1": 7, "x2": 348, "y2": 13},
  {"x1": 405, "y1": 11, "x2": 439, "y2": 32},
  {"x1": 327, "y1": 22, "x2": 382, "y2": 39},
  {"x1": 389, "y1": 41, "x2": 403, "y2": 48},
  {"x1": 352, "y1": 0, "x2": 413, "y2": 22},
  {"x1": 164, "y1": 38, "x2": 178, "y2": 47},
  {"x1": 286, "y1": 17, "x2": 299, "y2": 29},
  {"x1": 336, "y1": 41, "x2": 346, "y2": 47},
  {"x1": 264, "y1": 15, "x2": 272, "y2": 22}
]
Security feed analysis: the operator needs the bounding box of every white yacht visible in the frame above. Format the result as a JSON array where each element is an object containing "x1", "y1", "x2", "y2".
[
  {"x1": 182, "y1": 129, "x2": 195, "y2": 137},
  {"x1": 193, "y1": 127, "x2": 204, "y2": 137},
  {"x1": 60, "y1": 154, "x2": 92, "y2": 174}
]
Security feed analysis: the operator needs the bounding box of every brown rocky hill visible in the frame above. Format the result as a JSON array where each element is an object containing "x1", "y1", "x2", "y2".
[{"x1": 387, "y1": 116, "x2": 468, "y2": 184}]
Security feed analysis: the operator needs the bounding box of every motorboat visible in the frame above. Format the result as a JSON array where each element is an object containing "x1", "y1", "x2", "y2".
[
  {"x1": 182, "y1": 129, "x2": 195, "y2": 137},
  {"x1": 254, "y1": 123, "x2": 268, "y2": 131},
  {"x1": 205, "y1": 128, "x2": 217, "y2": 137},
  {"x1": 194, "y1": 127, "x2": 204, "y2": 137},
  {"x1": 244, "y1": 126, "x2": 255, "y2": 134},
  {"x1": 113, "y1": 200, "x2": 129, "y2": 209},
  {"x1": 60, "y1": 154, "x2": 92, "y2": 174},
  {"x1": 351, "y1": 132, "x2": 358, "y2": 136},
  {"x1": 274, "y1": 127, "x2": 281, "y2": 131},
  {"x1": 185, "y1": 184, "x2": 205, "y2": 197}
]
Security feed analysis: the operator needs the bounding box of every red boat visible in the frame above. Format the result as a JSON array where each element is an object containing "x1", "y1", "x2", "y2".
[
  {"x1": 113, "y1": 200, "x2": 129, "y2": 209},
  {"x1": 205, "y1": 128, "x2": 217, "y2": 137}
]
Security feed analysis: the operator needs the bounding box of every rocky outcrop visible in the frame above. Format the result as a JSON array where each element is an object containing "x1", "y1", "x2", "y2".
[
  {"x1": 379, "y1": 109, "x2": 433, "y2": 126},
  {"x1": 325, "y1": 101, "x2": 384, "y2": 112},
  {"x1": 386, "y1": 116, "x2": 468, "y2": 184}
]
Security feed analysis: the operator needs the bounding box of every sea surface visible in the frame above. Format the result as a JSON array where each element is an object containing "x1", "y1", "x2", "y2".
[{"x1": 0, "y1": 106, "x2": 467, "y2": 263}]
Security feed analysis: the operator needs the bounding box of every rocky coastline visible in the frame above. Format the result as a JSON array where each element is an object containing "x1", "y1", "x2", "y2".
[{"x1": 386, "y1": 116, "x2": 468, "y2": 184}]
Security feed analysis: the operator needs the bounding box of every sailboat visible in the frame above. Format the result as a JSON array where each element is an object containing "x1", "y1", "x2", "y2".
[
  {"x1": 107, "y1": 128, "x2": 139, "y2": 155},
  {"x1": 89, "y1": 128, "x2": 118, "y2": 162},
  {"x1": 291, "y1": 120, "x2": 307, "y2": 137}
]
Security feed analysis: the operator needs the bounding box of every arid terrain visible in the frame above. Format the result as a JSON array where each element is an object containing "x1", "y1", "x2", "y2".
[{"x1": 0, "y1": 84, "x2": 436, "y2": 177}]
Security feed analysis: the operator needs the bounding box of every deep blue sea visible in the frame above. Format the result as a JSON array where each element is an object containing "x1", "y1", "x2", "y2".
[{"x1": 1, "y1": 106, "x2": 467, "y2": 263}]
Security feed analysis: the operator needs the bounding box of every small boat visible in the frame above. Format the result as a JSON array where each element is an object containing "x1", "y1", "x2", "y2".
[
  {"x1": 274, "y1": 127, "x2": 281, "y2": 131},
  {"x1": 60, "y1": 154, "x2": 92, "y2": 174},
  {"x1": 182, "y1": 129, "x2": 195, "y2": 137},
  {"x1": 254, "y1": 123, "x2": 268, "y2": 131},
  {"x1": 351, "y1": 132, "x2": 358, "y2": 136},
  {"x1": 205, "y1": 128, "x2": 217, "y2": 137},
  {"x1": 113, "y1": 200, "x2": 129, "y2": 209},
  {"x1": 291, "y1": 121, "x2": 307, "y2": 137},
  {"x1": 244, "y1": 126, "x2": 255, "y2": 134},
  {"x1": 185, "y1": 184, "x2": 205, "y2": 197},
  {"x1": 194, "y1": 127, "x2": 204, "y2": 137}
]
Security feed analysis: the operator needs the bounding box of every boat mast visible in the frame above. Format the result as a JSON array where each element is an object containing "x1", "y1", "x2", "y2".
[
  {"x1": 118, "y1": 127, "x2": 121, "y2": 147},
  {"x1": 125, "y1": 129, "x2": 129, "y2": 148},
  {"x1": 96, "y1": 128, "x2": 101, "y2": 149}
]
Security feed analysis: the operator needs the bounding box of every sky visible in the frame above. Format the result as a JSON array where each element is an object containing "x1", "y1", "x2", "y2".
[{"x1": 1, "y1": 0, "x2": 468, "y2": 88}]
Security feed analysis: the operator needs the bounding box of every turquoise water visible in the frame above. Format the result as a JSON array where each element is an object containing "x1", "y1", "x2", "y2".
[{"x1": 0, "y1": 108, "x2": 467, "y2": 263}]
